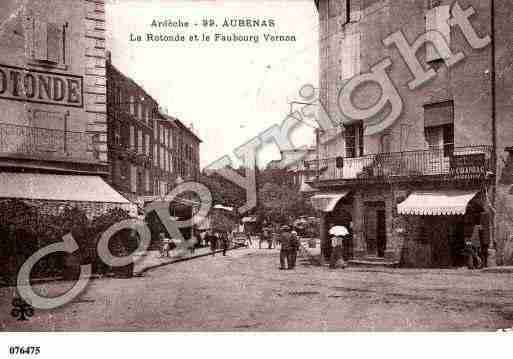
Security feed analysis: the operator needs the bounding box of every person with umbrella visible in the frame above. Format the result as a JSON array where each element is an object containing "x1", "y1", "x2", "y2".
[{"x1": 329, "y1": 225, "x2": 349, "y2": 269}]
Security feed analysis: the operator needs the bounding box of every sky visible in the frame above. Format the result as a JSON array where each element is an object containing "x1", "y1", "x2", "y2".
[{"x1": 106, "y1": 0, "x2": 319, "y2": 168}]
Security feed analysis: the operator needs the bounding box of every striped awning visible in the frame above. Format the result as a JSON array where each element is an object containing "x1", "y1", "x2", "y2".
[
  {"x1": 310, "y1": 191, "x2": 350, "y2": 212},
  {"x1": 397, "y1": 190, "x2": 479, "y2": 216}
]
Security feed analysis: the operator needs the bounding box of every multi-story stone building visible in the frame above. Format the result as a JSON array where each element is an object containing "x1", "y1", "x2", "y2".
[
  {"x1": 173, "y1": 119, "x2": 201, "y2": 183},
  {"x1": 309, "y1": 0, "x2": 513, "y2": 267},
  {"x1": 106, "y1": 57, "x2": 155, "y2": 203},
  {"x1": 106, "y1": 57, "x2": 201, "y2": 218},
  {"x1": 0, "y1": 0, "x2": 132, "y2": 217}
]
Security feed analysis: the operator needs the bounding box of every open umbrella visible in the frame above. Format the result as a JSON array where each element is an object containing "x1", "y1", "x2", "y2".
[{"x1": 329, "y1": 225, "x2": 349, "y2": 236}]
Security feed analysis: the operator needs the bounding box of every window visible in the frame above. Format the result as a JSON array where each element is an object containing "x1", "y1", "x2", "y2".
[
  {"x1": 146, "y1": 107, "x2": 152, "y2": 125},
  {"x1": 129, "y1": 126, "x2": 135, "y2": 149},
  {"x1": 160, "y1": 147, "x2": 165, "y2": 170},
  {"x1": 425, "y1": 4, "x2": 451, "y2": 62},
  {"x1": 130, "y1": 165, "x2": 137, "y2": 193},
  {"x1": 154, "y1": 143, "x2": 158, "y2": 166},
  {"x1": 344, "y1": 122, "x2": 364, "y2": 158},
  {"x1": 145, "y1": 134, "x2": 150, "y2": 156},
  {"x1": 424, "y1": 101, "x2": 454, "y2": 156},
  {"x1": 145, "y1": 169, "x2": 150, "y2": 192},
  {"x1": 138, "y1": 130, "x2": 143, "y2": 153},
  {"x1": 114, "y1": 122, "x2": 121, "y2": 145},
  {"x1": 27, "y1": 18, "x2": 68, "y2": 67},
  {"x1": 138, "y1": 103, "x2": 143, "y2": 121},
  {"x1": 341, "y1": 33, "x2": 361, "y2": 80},
  {"x1": 129, "y1": 95, "x2": 135, "y2": 115}
]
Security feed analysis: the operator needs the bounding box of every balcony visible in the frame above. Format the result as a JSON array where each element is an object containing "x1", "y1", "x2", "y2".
[
  {"x1": 306, "y1": 145, "x2": 493, "y2": 185},
  {"x1": 0, "y1": 123, "x2": 96, "y2": 162}
]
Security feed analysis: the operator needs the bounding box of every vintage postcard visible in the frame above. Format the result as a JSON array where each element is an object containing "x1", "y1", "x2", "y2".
[{"x1": 0, "y1": 0, "x2": 513, "y2": 355}]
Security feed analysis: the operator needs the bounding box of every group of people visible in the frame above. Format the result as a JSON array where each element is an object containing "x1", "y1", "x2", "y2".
[
  {"x1": 278, "y1": 225, "x2": 301, "y2": 270},
  {"x1": 202, "y1": 230, "x2": 231, "y2": 256}
]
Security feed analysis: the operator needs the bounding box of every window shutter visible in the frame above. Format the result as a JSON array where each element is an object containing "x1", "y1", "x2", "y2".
[
  {"x1": 426, "y1": 5, "x2": 451, "y2": 62},
  {"x1": 424, "y1": 101, "x2": 454, "y2": 127},
  {"x1": 33, "y1": 19, "x2": 47, "y2": 61},
  {"x1": 130, "y1": 165, "x2": 137, "y2": 193},
  {"x1": 47, "y1": 22, "x2": 62, "y2": 64}
]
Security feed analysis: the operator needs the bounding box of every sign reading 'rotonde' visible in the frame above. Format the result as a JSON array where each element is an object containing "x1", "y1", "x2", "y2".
[{"x1": 0, "y1": 64, "x2": 83, "y2": 108}]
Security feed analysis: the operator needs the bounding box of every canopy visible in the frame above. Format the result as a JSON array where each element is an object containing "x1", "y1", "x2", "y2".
[
  {"x1": 397, "y1": 190, "x2": 479, "y2": 216},
  {"x1": 0, "y1": 173, "x2": 130, "y2": 204},
  {"x1": 310, "y1": 191, "x2": 350, "y2": 212}
]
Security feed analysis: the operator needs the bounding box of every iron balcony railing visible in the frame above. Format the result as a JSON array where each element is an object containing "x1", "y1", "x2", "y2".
[
  {"x1": 305, "y1": 145, "x2": 493, "y2": 183},
  {"x1": 0, "y1": 123, "x2": 95, "y2": 161}
]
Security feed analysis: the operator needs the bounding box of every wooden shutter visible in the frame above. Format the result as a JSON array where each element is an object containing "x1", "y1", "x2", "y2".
[
  {"x1": 424, "y1": 101, "x2": 454, "y2": 127},
  {"x1": 426, "y1": 5, "x2": 451, "y2": 62},
  {"x1": 47, "y1": 22, "x2": 62, "y2": 64},
  {"x1": 33, "y1": 19, "x2": 47, "y2": 61}
]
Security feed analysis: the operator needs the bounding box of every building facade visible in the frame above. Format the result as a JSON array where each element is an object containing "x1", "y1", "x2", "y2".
[
  {"x1": 0, "y1": 0, "x2": 132, "y2": 217},
  {"x1": 310, "y1": 0, "x2": 513, "y2": 267},
  {"x1": 173, "y1": 119, "x2": 201, "y2": 183},
  {"x1": 106, "y1": 58, "x2": 155, "y2": 202}
]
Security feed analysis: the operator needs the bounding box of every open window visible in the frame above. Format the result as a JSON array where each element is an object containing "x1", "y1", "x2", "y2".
[
  {"x1": 345, "y1": 121, "x2": 364, "y2": 158},
  {"x1": 424, "y1": 101, "x2": 454, "y2": 157}
]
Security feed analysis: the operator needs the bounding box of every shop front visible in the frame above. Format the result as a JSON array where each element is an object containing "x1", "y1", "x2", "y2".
[{"x1": 396, "y1": 189, "x2": 490, "y2": 268}]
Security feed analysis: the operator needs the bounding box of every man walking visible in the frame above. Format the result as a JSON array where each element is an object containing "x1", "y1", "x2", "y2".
[
  {"x1": 279, "y1": 225, "x2": 292, "y2": 270},
  {"x1": 288, "y1": 230, "x2": 300, "y2": 269}
]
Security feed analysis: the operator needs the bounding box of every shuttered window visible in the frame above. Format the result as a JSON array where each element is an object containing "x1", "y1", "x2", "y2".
[
  {"x1": 130, "y1": 165, "x2": 137, "y2": 193},
  {"x1": 341, "y1": 33, "x2": 361, "y2": 80},
  {"x1": 30, "y1": 18, "x2": 65, "y2": 65},
  {"x1": 425, "y1": 5, "x2": 451, "y2": 62},
  {"x1": 424, "y1": 101, "x2": 454, "y2": 127},
  {"x1": 424, "y1": 101, "x2": 454, "y2": 156}
]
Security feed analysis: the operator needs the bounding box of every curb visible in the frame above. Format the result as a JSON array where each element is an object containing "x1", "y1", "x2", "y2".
[
  {"x1": 0, "y1": 246, "x2": 247, "y2": 288},
  {"x1": 135, "y1": 245, "x2": 246, "y2": 275}
]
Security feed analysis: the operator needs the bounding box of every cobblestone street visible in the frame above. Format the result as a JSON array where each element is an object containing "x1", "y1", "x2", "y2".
[{"x1": 2, "y1": 248, "x2": 513, "y2": 331}]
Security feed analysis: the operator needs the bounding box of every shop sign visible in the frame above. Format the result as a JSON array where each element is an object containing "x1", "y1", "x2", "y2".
[
  {"x1": 0, "y1": 64, "x2": 83, "y2": 108},
  {"x1": 450, "y1": 153, "x2": 486, "y2": 177}
]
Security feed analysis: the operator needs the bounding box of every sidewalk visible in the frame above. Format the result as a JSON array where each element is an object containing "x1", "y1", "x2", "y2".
[{"x1": 133, "y1": 246, "x2": 240, "y2": 275}]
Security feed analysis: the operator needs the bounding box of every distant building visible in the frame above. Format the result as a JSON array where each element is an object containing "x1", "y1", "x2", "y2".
[
  {"x1": 106, "y1": 56, "x2": 201, "y2": 217},
  {"x1": 106, "y1": 57, "x2": 155, "y2": 203}
]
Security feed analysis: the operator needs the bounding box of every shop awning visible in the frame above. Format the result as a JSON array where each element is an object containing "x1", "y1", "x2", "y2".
[
  {"x1": 397, "y1": 190, "x2": 479, "y2": 216},
  {"x1": 310, "y1": 191, "x2": 350, "y2": 212},
  {"x1": 0, "y1": 173, "x2": 130, "y2": 204}
]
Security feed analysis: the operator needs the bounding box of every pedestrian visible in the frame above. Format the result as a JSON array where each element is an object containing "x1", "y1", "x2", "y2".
[
  {"x1": 464, "y1": 224, "x2": 483, "y2": 269},
  {"x1": 329, "y1": 235, "x2": 346, "y2": 269},
  {"x1": 210, "y1": 231, "x2": 219, "y2": 256},
  {"x1": 263, "y1": 228, "x2": 273, "y2": 249},
  {"x1": 189, "y1": 230, "x2": 197, "y2": 255},
  {"x1": 159, "y1": 232, "x2": 170, "y2": 258},
  {"x1": 221, "y1": 232, "x2": 230, "y2": 256},
  {"x1": 289, "y1": 230, "x2": 300, "y2": 269},
  {"x1": 279, "y1": 225, "x2": 292, "y2": 270}
]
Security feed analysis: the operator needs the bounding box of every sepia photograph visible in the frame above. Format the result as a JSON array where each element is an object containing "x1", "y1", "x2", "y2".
[{"x1": 0, "y1": 0, "x2": 513, "y2": 354}]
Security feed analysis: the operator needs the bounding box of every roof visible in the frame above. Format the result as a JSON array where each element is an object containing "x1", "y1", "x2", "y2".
[
  {"x1": 0, "y1": 173, "x2": 130, "y2": 204},
  {"x1": 173, "y1": 118, "x2": 202, "y2": 143},
  {"x1": 107, "y1": 61, "x2": 159, "y2": 106}
]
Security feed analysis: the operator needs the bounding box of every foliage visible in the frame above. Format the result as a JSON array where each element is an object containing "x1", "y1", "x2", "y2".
[{"x1": 199, "y1": 169, "x2": 246, "y2": 209}]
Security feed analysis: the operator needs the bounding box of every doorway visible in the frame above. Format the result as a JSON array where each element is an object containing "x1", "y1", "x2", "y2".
[
  {"x1": 364, "y1": 201, "x2": 386, "y2": 257},
  {"x1": 376, "y1": 210, "x2": 386, "y2": 258}
]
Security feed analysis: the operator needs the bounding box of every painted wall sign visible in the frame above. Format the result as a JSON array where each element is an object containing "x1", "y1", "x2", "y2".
[{"x1": 0, "y1": 64, "x2": 83, "y2": 108}]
